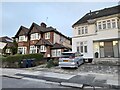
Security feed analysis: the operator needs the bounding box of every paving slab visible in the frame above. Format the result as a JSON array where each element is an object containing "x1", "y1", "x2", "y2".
[
  {"x1": 68, "y1": 75, "x2": 95, "y2": 85},
  {"x1": 60, "y1": 82, "x2": 83, "y2": 88}
]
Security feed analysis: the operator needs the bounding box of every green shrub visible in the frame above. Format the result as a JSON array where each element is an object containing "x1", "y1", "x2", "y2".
[
  {"x1": 46, "y1": 59, "x2": 59, "y2": 68},
  {"x1": 46, "y1": 59, "x2": 54, "y2": 68},
  {"x1": 1, "y1": 53, "x2": 43, "y2": 68}
]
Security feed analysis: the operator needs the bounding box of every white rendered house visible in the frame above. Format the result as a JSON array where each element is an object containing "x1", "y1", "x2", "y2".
[{"x1": 72, "y1": 5, "x2": 120, "y2": 59}]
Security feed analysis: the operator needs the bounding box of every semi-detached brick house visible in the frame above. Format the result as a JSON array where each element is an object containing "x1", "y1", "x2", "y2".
[{"x1": 14, "y1": 22, "x2": 71, "y2": 58}]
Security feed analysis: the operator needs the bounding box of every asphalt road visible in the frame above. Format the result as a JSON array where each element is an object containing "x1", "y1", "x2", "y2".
[
  {"x1": 1, "y1": 76, "x2": 84, "y2": 90},
  {"x1": 2, "y1": 76, "x2": 67, "y2": 88},
  {"x1": 1, "y1": 76, "x2": 117, "y2": 90}
]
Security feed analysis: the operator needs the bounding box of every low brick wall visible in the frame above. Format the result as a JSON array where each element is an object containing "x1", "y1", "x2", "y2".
[{"x1": 92, "y1": 58, "x2": 120, "y2": 65}]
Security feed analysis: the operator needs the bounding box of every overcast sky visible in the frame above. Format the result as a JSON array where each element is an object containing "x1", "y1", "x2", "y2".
[{"x1": 1, "y1": 2, "x2": 119, "y2": 37}]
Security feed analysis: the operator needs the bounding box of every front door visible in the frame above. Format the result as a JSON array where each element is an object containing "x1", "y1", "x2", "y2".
[{"x1": 104, "y1": 41, "x2": 113, "y2": 57}]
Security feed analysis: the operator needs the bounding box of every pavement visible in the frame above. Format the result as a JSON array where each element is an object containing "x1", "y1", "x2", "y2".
[{"x1": 1, "y1": 68, "x2": 120, "y2": 89}]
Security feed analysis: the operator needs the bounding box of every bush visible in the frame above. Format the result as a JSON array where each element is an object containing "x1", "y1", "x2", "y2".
[
  {"x1": 1, "y1": 53, "x2": 43, "y2": 68},
  {"x1": 46, "y1": 58, "x2": 59, "y2": 68},
  {"x1": 46, "y1": 59, "x2": 54, "y2": 68}
]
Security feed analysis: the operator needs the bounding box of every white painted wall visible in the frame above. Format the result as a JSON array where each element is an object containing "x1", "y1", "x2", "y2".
[
  {"x1": 94, "y1": 29, "x2": 118, "y2": 41},
  {"x1": 0, "y1": 42, "x2": 6, "y2": 49},
  {"x1": 72, "y1": 16, "x2": 119, "y2": 58},
  {"x1": 72, "y1": 36, "x2": 94, "y2": 58}
]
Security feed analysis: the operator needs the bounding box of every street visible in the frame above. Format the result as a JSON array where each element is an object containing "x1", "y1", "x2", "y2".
[
  {"x1": 1, "y1": 68, "x2": 119, "y2": 90},
  {"x1": 2, "y1": 76, "x2": 68, "y2": 88},
  {"x1": 2, "y1": 76, "x2": 117, "y2": 90}
]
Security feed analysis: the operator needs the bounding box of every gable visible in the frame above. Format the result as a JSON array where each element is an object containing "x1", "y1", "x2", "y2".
[
  {"x1": 15, "y1": 26, "x2": 29, "y2": 37},
  {"x1": 30, "y1": 27, "x2": 40, "y2": 34}
]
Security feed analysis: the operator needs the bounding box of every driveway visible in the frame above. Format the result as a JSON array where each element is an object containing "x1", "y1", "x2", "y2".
[{"x1": 27, "y1": 63, "x2": 119, "y2": 75}]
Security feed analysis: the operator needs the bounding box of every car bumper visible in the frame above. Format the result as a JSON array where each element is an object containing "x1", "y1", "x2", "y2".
[{"x1": 59, "y1": 63, "x2": 78, "y2": 68}]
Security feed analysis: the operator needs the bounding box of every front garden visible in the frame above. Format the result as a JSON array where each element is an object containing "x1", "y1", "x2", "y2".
[
  {"x1": 0, "y1": 53, "x2": 44, "y2": 68},
  {"x1": 0, "y1": 54, "x2": 59, "y2": 68}
]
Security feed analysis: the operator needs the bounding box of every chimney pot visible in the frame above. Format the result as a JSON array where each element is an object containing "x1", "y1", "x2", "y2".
[{"x1": 41, "y1": 22, "x2": 47, "y2": 28}]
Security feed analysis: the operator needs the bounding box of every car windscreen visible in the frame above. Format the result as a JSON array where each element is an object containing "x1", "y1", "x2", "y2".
[{"x1": 60, "y1": 53, "x2": 75, "y2": 58}]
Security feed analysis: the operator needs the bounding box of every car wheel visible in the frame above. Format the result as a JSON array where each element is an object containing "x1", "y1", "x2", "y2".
[{"x1": 76, "y1": 62, "x2": 79, "y2": 68}]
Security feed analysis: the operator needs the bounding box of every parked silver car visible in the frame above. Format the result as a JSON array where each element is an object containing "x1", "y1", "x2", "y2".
[{"x1": 59, "y1": 52, "x2": 84, "y2": 68}]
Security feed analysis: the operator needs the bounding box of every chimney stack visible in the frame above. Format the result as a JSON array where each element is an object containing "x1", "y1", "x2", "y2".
[{"x1": 41, "y1": 22, "x2": 47, "y2": 28}]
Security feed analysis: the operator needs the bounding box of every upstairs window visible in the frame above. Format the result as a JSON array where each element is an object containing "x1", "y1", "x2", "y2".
[
  {"x1": 107, "y1": 20, "x2": 111, "y2": 29},
  {"x1": 85, "y1": 26, "x2": 88, "y2": 34},
  {"x1": 98, "y1": 22, "x2": 102, "y2": 30},
  {"x1": 102, "y1": 21, "x2": 106, "y2": 29},
  {"x1": 82, "y1": 27, "x2": 84, "y2": 34},
  {"x1": 78, "y1": 27, "x2": 81, "y2": 35},
  {"x1": 19, "y1": 36, "x2": 26, "y2": 42},
  {"x1": 45, "y1": 32, "x2": 50, "y2": 39},
  {"x1": 31, "y1": 33, "x2": 40, "y2": 40},
  {"x1": 112, "y1": 19, "x2": 116, "y2": 28}
]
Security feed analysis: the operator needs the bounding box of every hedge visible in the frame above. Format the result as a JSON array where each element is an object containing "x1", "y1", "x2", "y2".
[
  {"x1": 2, "y1": 54, "x2": 43, "y2": 62},
  {"x1": 0, "y1": 53, "x2": 43, "y2": 68}
]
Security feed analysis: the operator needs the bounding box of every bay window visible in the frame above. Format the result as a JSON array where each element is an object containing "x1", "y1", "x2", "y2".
[
  {"x1": 31, "y1": 33, "x2": 40, "y2": 40},
  {"x1": 78, "y1": 28, "x2": 81, "y2": 35},
  {"x1": 19, "y1": 36, "x2": 27, "y2": 42},
  {"x1": 112, "y1": 19, "x2": 116, "y2": 28},
  {"x1": 40, "y1": 45, "x2": 46, "y2": 52},
  {"x1": 107, "y1": 20, "x2": 111, "y2": 29},
  {"x1": 82, "y1": 27, "x2": 84, "y2": 34},
  {"x1": 18, "y1": 47, "x2": 27, "y2": 54},
  {"x1": 98, "y1": 22, "x2": 102, "y2": 30},
  {"x1": 103, "y1": 21, "x2": 106, "y2": 29},
  {"x1": 85, "y1": 26, "x2": 88, "y2": 34},
  {"x1": 52, "y1": 49, "x2": 61, "y2": 57},
  {"x1": 30, "y1": 46, "x2": 37, "y2": 53}
]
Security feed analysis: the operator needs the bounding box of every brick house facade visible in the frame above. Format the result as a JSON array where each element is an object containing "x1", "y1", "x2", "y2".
[{"x1": 14, "y1": 22, "x2": 71, "y2": 58}]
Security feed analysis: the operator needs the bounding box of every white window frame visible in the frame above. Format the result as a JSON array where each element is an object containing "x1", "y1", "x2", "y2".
[
  {"x1": 85, "y1": 26, "x2": 88, "y2": 34},
  {"x1": 98, "y1": 22, "x2": 102, "y2": 30},
  {"x1": 45, "y1": 32, "x2": 50, "y2": 39},
  {"x1": 30, "y1": 46, "x2": 37, "y2": 54},
  {"x1": 78, "y1": 27, "x2": 81, "y2": 35},
  {"x1": 52, "y1": 50, "x2": 56, "y2": 57},
  {"x1": 40, "y1": 45, "x2": 46, "y2": 52},
  {"x1": 77, "y1": 41, "x2": 88, "y2": 54},
  {"x1": 31, "y1": 33, "x2": 40, "y2": 40},
  {"x1": 6, "y1": 49, "x2": 11, "y2": 53},
  {"x1": 102, "y1": 21, "x2": 106, "y2": 29},
  {"x1": 56, "y1": 49, "x2": 61, "y2": 57},
  {"x1": 81, "y1": 27, "x2": 84, "y2": 34},
  {"x1": 18, "y1": 47, "x2": 27, "y2": 54},
  {"x1": 107, "y1": 20, "x2": 111, "y2": 29},
  {"x1": 112, "y1": 19, "x2": 116, "y2": 29},
  {"x1": 19, "y1": 36, "x2": 27, "y2": 42}
]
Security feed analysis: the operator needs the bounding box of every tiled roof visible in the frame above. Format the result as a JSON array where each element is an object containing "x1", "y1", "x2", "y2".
[
  {"x1": 72, "y1": 5, "x2": 120, "y2": 27},
  {"x1": 29, "y1": 22, "x2": 71, "y2": 40},
  {"x1": 35, "y1": 38, "x2": 53, "y2": 46},
  {"x1": 6, "y1": 42, "x2": 14, "y2": 48},
  {"x1": 51, "y1": 43, "x2": 66, "y2": 49},
  {"x1": 0, "y1": 36, "x2": 13, "y2": 43},
  {"x1": 15, "y1": 26, "x2": 29, "y2": 37}
]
